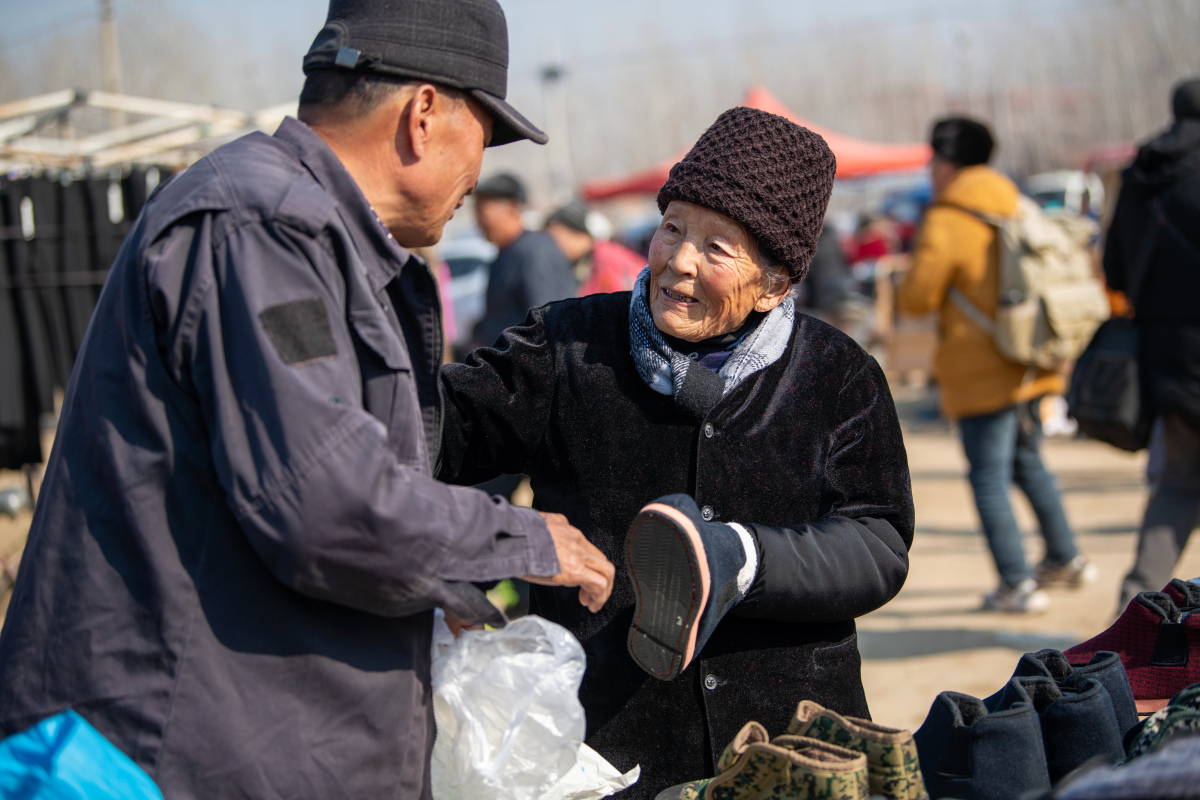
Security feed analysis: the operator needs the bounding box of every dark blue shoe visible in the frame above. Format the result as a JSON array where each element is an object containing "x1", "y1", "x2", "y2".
[
  {"x1": 913, "y1": 690, "x2": 1050, "y2": 800},
  {"x1": 992, "y1": 675, "x2": 1124, "y2": 784},
  {"x1": 624, "y1": 494, "x2": 751, "y2": 681},
  {"x1": 983, "y1": 649, "x2": 1138, "y2": 736}
]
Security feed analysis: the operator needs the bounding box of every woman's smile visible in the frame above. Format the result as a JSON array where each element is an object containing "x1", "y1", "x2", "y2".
[{"x1": 661, "y1": 286, "x2": 697, "y2": 304}]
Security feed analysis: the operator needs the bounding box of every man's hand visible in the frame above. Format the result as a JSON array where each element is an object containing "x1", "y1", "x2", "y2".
[{"x1": 522, "y1": 512, "x2": 614, "y2": 613}]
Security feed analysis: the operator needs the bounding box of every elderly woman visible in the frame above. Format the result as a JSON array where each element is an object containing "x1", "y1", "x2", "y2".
[{"x1": 438, "y1": 108, "x2": 913, "y2": 798}]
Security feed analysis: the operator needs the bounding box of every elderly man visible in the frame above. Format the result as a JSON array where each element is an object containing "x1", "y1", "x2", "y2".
[{"x1": 0, "y1": 1, "x2": 613, "y2": 798}]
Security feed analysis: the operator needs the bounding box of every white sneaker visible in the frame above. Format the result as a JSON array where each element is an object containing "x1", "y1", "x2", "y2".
[
  {"x1": 1035, "y1": 555, "x2": 1100, "y2": 589},
  {"x1": 982, "y1": 579, "x2": 1050, "y2": 614}
]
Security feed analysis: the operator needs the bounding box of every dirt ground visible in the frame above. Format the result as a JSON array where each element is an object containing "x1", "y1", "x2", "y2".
[
  {"x1": 861, "y1": 385, "x2": 1200, "y2": 731},
  {"x1": 1, "y1": 386, "x2": 1198, "y2": 739}
]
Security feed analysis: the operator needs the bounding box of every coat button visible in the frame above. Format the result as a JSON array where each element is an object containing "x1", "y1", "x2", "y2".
[
  {"x1": 703, "y1": 423, "x2": 714, "y2": 439},
  {"x1": 704, "y1": 674, "x2": 718, "y2": 691},
  {"x1": 701, "y1": 506, "x2": 714, "y2": 521}
]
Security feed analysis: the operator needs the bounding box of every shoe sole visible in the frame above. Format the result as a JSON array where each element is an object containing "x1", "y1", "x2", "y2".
[{"x1": 625, "y1": 503, "x2": 711, "y2": 681}]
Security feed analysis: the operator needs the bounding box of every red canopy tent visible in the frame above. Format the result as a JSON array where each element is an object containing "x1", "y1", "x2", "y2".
[{"x1": 581, "y1": 86, "x2": 932, "y2": 201}]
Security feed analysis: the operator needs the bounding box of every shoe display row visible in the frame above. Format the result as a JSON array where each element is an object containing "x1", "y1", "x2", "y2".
[
  {"x1": 911, "y1": 577, "x2": 1200, "y2": 799},
  {"x1": 655, "y1": 700, "x2": 928, "y2": 800}
]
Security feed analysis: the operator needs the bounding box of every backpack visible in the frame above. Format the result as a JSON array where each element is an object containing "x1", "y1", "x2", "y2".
[{"x1": 945, "y1": 196, "x2": 1111, "y2": 369}]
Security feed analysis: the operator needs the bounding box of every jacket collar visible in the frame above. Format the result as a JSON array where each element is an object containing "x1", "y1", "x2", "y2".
[{"x1": 273, "y1": 117, "x2": 411, "y2": 293}]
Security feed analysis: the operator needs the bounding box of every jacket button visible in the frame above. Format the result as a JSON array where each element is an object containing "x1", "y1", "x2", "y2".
[
  {"x1": 704, "y1": 423, "x2": 714, "y2": 439},
  {"x1": 701, "y1": 506, "x2": 714, "y2": 521},
  {"x1": 704, "y1": 674, "x2": 718, "y2": 691}
]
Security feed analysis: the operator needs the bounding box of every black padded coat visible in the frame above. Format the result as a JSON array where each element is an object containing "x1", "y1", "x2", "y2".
[{"x1": 439, "y1": 291, "x2": 915, "y2": 799}]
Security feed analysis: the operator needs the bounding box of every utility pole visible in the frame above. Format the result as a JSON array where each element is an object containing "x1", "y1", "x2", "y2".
[
  {"x1": 540, "y1": 39, "x2": 574, "y2": 206},
  {"x1": 100, "y1": 0, "x2": 125, "y2": 126}
]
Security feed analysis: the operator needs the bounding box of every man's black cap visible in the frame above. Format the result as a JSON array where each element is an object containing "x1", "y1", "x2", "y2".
[
  {"x1": 930, "y1": 117, "x2": 994, "y2": 167},
  {"x1": 304, "y1": 0, "x2": 548, "y2": 147},
  {"x1": 474, "y1": 173, "x2": 527, "y2": 203}
]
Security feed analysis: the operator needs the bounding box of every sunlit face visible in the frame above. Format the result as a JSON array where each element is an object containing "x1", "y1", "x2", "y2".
[
  {"x1": 408, "y1": 95, "x2": 493, "y2": 246},
  {"x1": 647, "y1": 200, "x2": 787, "y2": 342}
]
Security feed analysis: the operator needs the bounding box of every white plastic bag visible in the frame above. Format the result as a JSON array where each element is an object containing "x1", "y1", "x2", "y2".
[{"x1": 430, "y1": 611, "x2": 639, "y2": 800}]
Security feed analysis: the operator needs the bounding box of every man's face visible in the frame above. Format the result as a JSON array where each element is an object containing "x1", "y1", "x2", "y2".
[
  {"x1": 473, "y1": 195, "x2": 521, "y2": 244},
  {"x1": 404, "y1": 94, "x2": 493, "y2": 247}
]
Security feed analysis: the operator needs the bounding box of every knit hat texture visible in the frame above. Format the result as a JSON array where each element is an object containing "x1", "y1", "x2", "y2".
[{"x1": 656, "y1": 106, "x2": 836, "y2": 283}]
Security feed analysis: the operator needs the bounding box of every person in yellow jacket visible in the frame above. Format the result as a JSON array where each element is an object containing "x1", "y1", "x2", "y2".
[{"x1": 899, "y1": 117, "x2": 1095, "y2": 613}]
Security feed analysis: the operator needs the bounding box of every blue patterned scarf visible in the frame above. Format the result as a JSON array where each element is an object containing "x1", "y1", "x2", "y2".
[{"x1": 628, "y1": 267, "x2": 795, "y2": 398}]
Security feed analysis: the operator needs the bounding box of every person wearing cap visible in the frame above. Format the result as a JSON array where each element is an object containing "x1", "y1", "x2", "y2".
[
  {"x1": 0, "y1": 1, "x2": 614, "y2": 797},
  {"x1": 440, "y1": 107, "x2": 913, "y2": 797},
  {"x1": 543, "y1": 198, "x2": 648, "y2": 296},
  {"x1": 1105, "y1": 77, "x2": 1200, "y2": 612},
  {"x1": 897, "y1": 117, "x2": 1092, "y2": 614},
  {"x1": 470, "y1": 173, "x2": 578, "y2": 348}
]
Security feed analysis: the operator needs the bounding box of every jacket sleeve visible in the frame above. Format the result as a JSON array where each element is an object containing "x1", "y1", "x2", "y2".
[
  {"x1": 735, "y1": 353, "x2": 913, "y2": 623},
  {"x1": 897, "y1": 208, "x2": 956, "y2": 315},
  {"x1": 522, "y1": 241, "x2": 578, "y2": 311},
  {"x1": 153, "y1": 217, "x2": 558, "y2": 619},
  {"x1": 438, "y1": 307, "x2": 556, "y2": 486}
]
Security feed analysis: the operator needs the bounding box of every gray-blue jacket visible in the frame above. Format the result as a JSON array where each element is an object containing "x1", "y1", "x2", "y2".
[{"x1": 0, "y1": 117, "x2": 557, "y2": 799}]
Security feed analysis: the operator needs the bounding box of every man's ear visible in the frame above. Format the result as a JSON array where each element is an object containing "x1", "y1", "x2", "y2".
[{"x1": 404, "y1": 84, "x2": 439, "y2": 160}]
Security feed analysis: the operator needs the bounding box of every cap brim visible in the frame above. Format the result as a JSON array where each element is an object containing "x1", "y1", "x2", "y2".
[{"x1": 469, "y1": 90, "x2": 548, "y2": 147}]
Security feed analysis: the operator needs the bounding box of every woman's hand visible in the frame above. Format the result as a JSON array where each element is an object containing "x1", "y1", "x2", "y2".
[{"x1": 523, "y1": 512, "x2": 615, "y2": 613}]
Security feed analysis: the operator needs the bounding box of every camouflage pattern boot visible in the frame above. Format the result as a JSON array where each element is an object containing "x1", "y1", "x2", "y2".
[
  {"x1": 655, "y1": 721, "x2": 869, "y2": 800},
  {"x1": 787, "y1": 700, "x2": 928, "y2": 800}
]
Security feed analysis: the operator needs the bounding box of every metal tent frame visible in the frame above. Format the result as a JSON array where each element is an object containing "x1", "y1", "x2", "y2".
[{"x1": 0, "y1": 89, "x2": 296, "y2": 172}]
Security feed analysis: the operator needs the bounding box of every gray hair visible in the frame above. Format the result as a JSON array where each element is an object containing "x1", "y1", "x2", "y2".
[{"x1": 751, "y1": 239, "x2": 791, "y2": 295}]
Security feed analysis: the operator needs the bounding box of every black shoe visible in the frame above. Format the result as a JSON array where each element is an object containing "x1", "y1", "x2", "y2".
[
  {"x1": 913, "y1": 691, "x2": 1050, "y2": 800},
  {"x1": 983, "y1": 649, "x2": 1138, "y2": 736},
  {"x1": 624, "y1": 494, "x2": 752, "y2": 681},
  {"x1": 991, "y1": 675, "x2": 1124, "y2": 784}
]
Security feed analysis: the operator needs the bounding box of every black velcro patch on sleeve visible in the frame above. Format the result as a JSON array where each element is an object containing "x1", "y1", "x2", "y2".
[{"x1": 259, "y1": 298, "x2": 338, "y2": 366}]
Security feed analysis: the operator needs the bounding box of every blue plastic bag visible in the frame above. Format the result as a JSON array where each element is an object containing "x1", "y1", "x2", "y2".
[{"x1": 0, "y1": 710, "x2": 163, "y2": 799}]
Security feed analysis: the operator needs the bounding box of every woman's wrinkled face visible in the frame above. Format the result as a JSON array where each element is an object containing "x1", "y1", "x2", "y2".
[{"x1": 648, "y1": 200, "x2": 787, "y2": 342}]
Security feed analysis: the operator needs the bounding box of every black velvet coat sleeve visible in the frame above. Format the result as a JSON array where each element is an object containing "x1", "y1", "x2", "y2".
[{"x1": 738, "y1": 354, "x2": 913, "y2": 623}]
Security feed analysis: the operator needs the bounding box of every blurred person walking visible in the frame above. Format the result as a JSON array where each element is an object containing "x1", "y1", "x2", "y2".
[
  {"x1": 0, "y1": 1, "x2": 615, "y2": 797},
  {"x1": 470, "y1": 173, "x2": 578, "y2": 348},
  {"x1": 899, "y1": 118, "x2": 1093, "y2": 614},
  {"x1": 543, "y1": 198, "x2": 646, "y2": 296},
  {"x1": 1105, "y1": 78, "x2": 1200, "y2": 612}
]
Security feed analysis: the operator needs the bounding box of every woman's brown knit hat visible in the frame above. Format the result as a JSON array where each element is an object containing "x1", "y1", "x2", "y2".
[{"x1": 657, "y1": 106, "x2": 836, "y2": 282}]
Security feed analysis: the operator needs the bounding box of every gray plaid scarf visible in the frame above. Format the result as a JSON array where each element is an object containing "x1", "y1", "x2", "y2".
[{"x1": 629, "y1": 267, "x2": 795, "y2": 398}]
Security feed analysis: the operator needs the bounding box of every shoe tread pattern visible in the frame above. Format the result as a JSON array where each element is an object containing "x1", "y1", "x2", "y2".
[{"x1": 626, "y1": 512, "x2": 702, "y2": 681}]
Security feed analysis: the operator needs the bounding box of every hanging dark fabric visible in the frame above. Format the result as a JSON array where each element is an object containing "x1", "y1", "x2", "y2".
[
  {"x1": 29, "y1": 178, "x2": 74, "y2": 391},
  {"x1": 3, "y1": 180, "x2": 57, "y2": 417},
  {"x1": 60, "y1": 177, "x2": 96, "y2": 357}
]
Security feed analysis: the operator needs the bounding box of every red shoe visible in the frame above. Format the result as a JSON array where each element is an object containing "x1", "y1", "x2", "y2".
[{"x1": 1064, "y1": 588, "x2": 1200, "y2": 714}]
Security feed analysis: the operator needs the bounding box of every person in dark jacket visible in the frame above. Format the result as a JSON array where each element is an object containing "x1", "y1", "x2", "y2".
[
  {"x1": 0, "y1": 2, "x2": 616, "y2": 799},
  {"x1": 470, "y1": 172, "x2": 579, "y2": 348},
  {"x1": 1106, "y1": 77, "x2": 1200, "y2": 611},
  {"x1": 439, "y1": 107, "x2": 914, "y2": 798}
]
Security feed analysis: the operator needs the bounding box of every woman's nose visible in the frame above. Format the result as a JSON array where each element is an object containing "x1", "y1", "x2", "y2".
[{"x1": 668, "y1": 240, "x2": 701, "y2": 277}]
